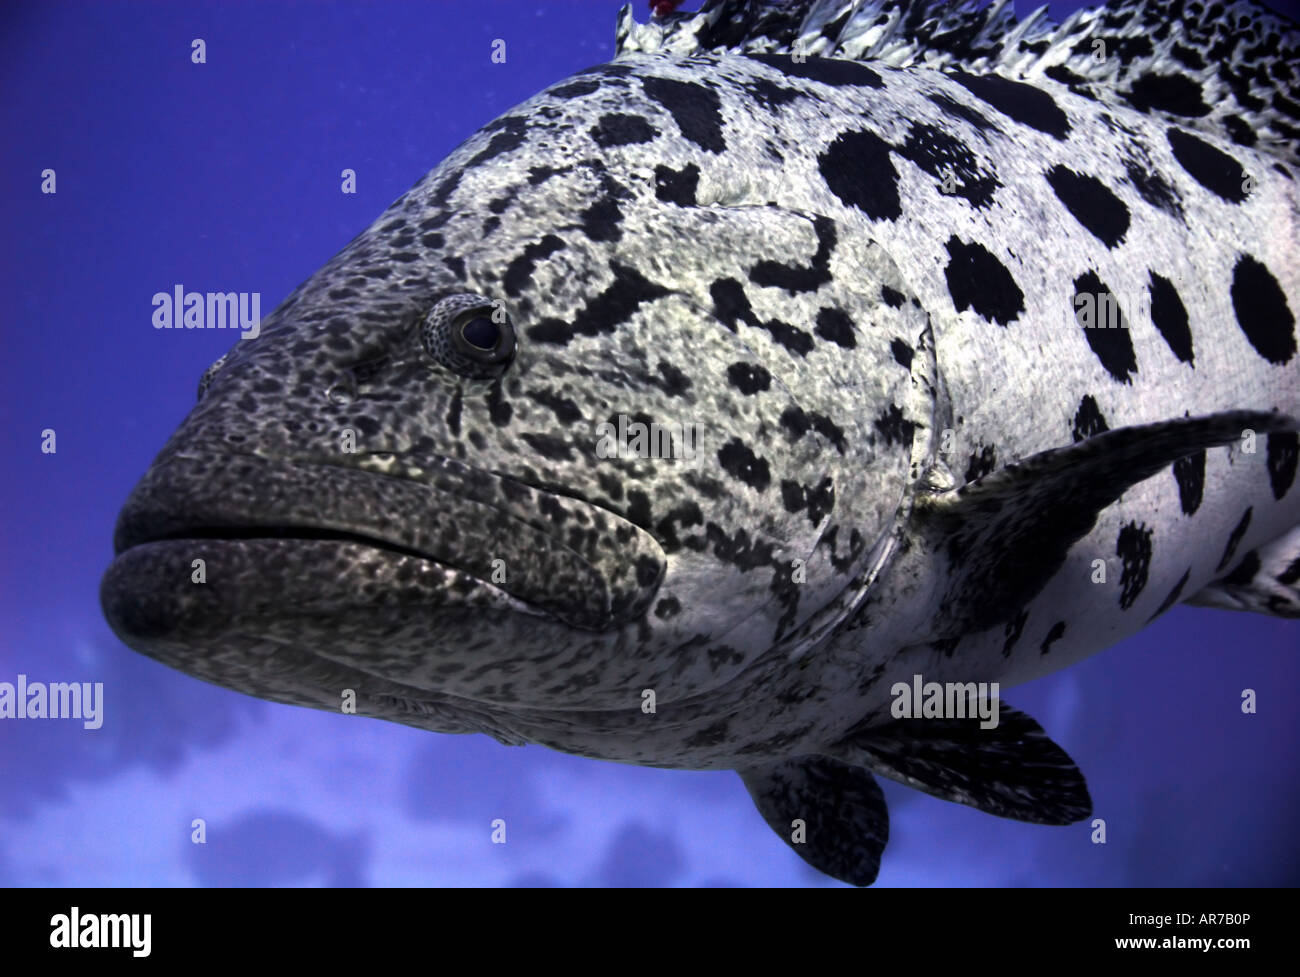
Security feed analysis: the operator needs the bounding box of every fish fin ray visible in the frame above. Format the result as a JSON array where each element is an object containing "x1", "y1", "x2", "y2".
[{"x1": 616, "y1": 0, "x2": 1300, "y2": 167}]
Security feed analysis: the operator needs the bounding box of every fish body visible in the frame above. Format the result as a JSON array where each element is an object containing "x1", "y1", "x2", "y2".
[{"x1": 102, "y1": 0, "x2": 1300, "y2": 884}]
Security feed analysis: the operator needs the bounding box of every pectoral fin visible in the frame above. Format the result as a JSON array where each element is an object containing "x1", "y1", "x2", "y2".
[
  {"x1": 913, "y1": 410, "x2": 1297, "y2": 636},
  {"x1": 739, "y1": 756, "x2": 888, "y2": 887}
]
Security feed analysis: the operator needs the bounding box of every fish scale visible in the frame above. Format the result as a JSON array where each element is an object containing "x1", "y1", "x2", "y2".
[{"x1": 102, "y1": 0, "x2": 1300, "y2": 885}]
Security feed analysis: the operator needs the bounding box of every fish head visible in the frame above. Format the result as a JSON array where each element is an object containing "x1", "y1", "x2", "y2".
[{"x1": 101, "y1": 62, "x2": 930, "y2": 735}]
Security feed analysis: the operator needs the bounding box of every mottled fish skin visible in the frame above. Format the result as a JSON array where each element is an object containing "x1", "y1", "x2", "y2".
[{"x1": 102, "y1": 0, "x2": 1300, "y2": 883}]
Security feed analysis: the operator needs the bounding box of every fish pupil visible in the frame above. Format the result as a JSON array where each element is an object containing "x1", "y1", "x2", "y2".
[{"x1": 461, "y1": 316, "x2": 498, "y2": 351}]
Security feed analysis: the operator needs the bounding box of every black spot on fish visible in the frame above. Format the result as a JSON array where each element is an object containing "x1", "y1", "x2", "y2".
[
  {"x1": 819, "y1": 129, "x2": 901, "y2": 221},
  {"x1": 445, "y1": 387, "x2": 463, "y2": 437},
  {"x1": 486, "y1": 380, "x2": 512, "y2": 427},
  {"x1": 890, "y1": 337, "x2": 913, "y2": 368},
  {"x1": 1045, "y1": 165, "x2": 1130, "y2": 248},
  {"x1": 1216, "y1": 507, "x2": 1253, "y2": 571},
  {"x1": 710, "y1": 278, "x2": 814, "y2": 355},
  {"x1": 625, "y1": 489, "x2": 653, "y2": 531},
  {"x1": 1173, "y1": 450, "x2": 1205, "y2": 515},
  {"x1": 504, "y1": 235, "x2": 565, "y2": 297},
  {"x1": 468, "y1": 118, "x2": 528, "y2": 167},
  {"x1": 726, "y1": 362, "x2": 771, "y2": 395},
  {"x1": 641, "y1": 76, "x2": 725, "y2": 152},
  {"x1": 579, "y1": 195, "x2": 623, "y2": 242},
  {"x1": 1167, "y1": 127, "x2": 1248, "y2": 203},
  {"x1": 549, "y1": 79, "x2": 601, "y2": 99},
  {"x1": 873, "y1": 404, "x2": 915, "y2": 447},
  {"x1": 1124, "y1": 72, "x2": 1211, "y2": 116},
  {"x1": 590, "y1": 113, "x2": 658, "y2": 148},
  {"x1": 718, "y1": 438, "x2": 770, "y2": 492},
  {"x1": 654, "y1": 501, "x2": 704, "y2": 554},
  {"x1": 1223, "y1": 114, "x2": 1258, "y2": 146},
  {"x1": 443, "y1": 255, "x2": 466, "y2": 279},
  {"x1": 1146, "y1": 567, "x2": 1191, "y2": 622},
  {"x1": 1230, "y1": 253, "x2": 1296, "y2": 365},
  {"x1": 1039, "y1": 620, "x2": 1066, "y2": 655},
  {"x1": 1222, "y1": 551, "x2": 1261, "y2": 588},
  {"x1": 1171, "y1": 42, "x2": 1207, "y2": 70},
  {"x1": 1073, "y1": 271, "x2": 1138, "y2": 383},
  {"x1": 928, "y1": 92, "x2": 1001, "y2": 136},
  {"x1": 1149, "y1": 272, "x2": 1194, "y2": 365},
  {"x1": 654, "y1": 361, "x2": 692, "y2": 398},
  {"x1": 748, "y1": 215, "x2": 836, "y2": 294},
  {"x1": 943, "y1": 236, "x2": 1025, "y2": 325},
  {"x1": 803, "y1": 478, "x2": 835, "y2": 525},
  {"x1": 1272, "y1": 90, "x2": 1300, "y2": 121},
  {"x1": 1267, "y1": 431, "x2": 1299, "y2": 499},
  {"x1": 780, "y1": 480, "x2": 807, "y2": 515},
  {"x1": 815, "y1": 307, "x2": 856, "y2": 348},
  {"x1": 1124, "y1": 158, "x2": 1184, "y2": 220},
  {"x1": 747, "y1": 52, "x2": 883, "y2": 89},
  {"x1": 1116, "y1": 521, "x2": 1153, "y2": 609},
  {"x1": 780, "y1": 406, "x2": 847, "y2": 454},
  {"x1": 654, "y1": 163, "x2": 699, "y2": 205},
  {"x1": 654, "y1": 596, "x2": 681, "y2": 620},
  {"x1": 898, "y1": 121, "x2": 1000, "y2": 208},
  {"x1": 949, "y1": 70, "x2": 1070, "y2": 139},
  {"x1": 819, "y1": 8, "x2": 851, "y2": 40},
  {"x1": 1072, "y1": 394, "x2": 1110, "y2": 442},
  {"x1": 709, "y1": 278, "x2": 748, "y2": 334},
  {"x1": 527, "y1": 164, "x2": 569, "y2": 186},
  {"x1": 880, "y1": 285, "x2": 905, "y2": 308},
  {"x1": 1043, "y1": 64, "x2": 1088, "y2": 86},
  {"x1": 529, "y1": 264, "x2": 669, "y2": 345},
  {"x1": 521, "y1": 433, "x2": 573, "y2": 461},
  {"x1": 1001, "y1": 609, "x2": 1028, "y2": 657},
  {"x1": 523, "y1": 390, "x2": 580, "y2": 429},
  {"x1": 745, "y1": 76, "x2": 804, "y2": 110}
]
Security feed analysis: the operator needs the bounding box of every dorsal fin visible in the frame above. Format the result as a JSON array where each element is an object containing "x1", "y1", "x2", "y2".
[{"x1": 615, "y1": 0, "x2": 1300, "y2": 167}]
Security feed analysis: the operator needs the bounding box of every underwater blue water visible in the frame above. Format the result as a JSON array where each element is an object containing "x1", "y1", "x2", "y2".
[{"x1": 1, "y1": 0, "x2": 1297, "y2": 887}]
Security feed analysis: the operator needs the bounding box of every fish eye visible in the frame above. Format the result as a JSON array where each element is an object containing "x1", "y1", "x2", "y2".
[{"x1": 421, "y1": 293, "x2": 516, "y2": 378}]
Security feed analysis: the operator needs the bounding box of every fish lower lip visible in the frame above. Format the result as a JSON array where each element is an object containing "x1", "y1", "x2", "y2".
[
  {"x1": 108, "y1": 449, "x2": 666, "y2": 631},
  {"x1": 99, "y1": 535, "x2": 547, "y2": 716}
]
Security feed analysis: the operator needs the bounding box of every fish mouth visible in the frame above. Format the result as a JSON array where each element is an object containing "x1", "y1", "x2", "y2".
[{"x1": 102, "y1": 447, "x2": 666, "y2": 647}]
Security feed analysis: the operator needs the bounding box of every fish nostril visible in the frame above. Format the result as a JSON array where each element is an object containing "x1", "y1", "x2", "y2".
[{"x1": 325, "y1": 370, "x2": 358, "y2": 405}]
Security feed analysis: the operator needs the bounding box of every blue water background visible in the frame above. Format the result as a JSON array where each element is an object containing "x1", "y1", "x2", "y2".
[{"x1": 1, "y1": 0, "x2": 1297, "y2": 886}]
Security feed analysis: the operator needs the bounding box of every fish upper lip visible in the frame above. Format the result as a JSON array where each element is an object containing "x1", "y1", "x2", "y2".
[{"x1": 111, "y1": 446, "x2": 666, "y2": 630}]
